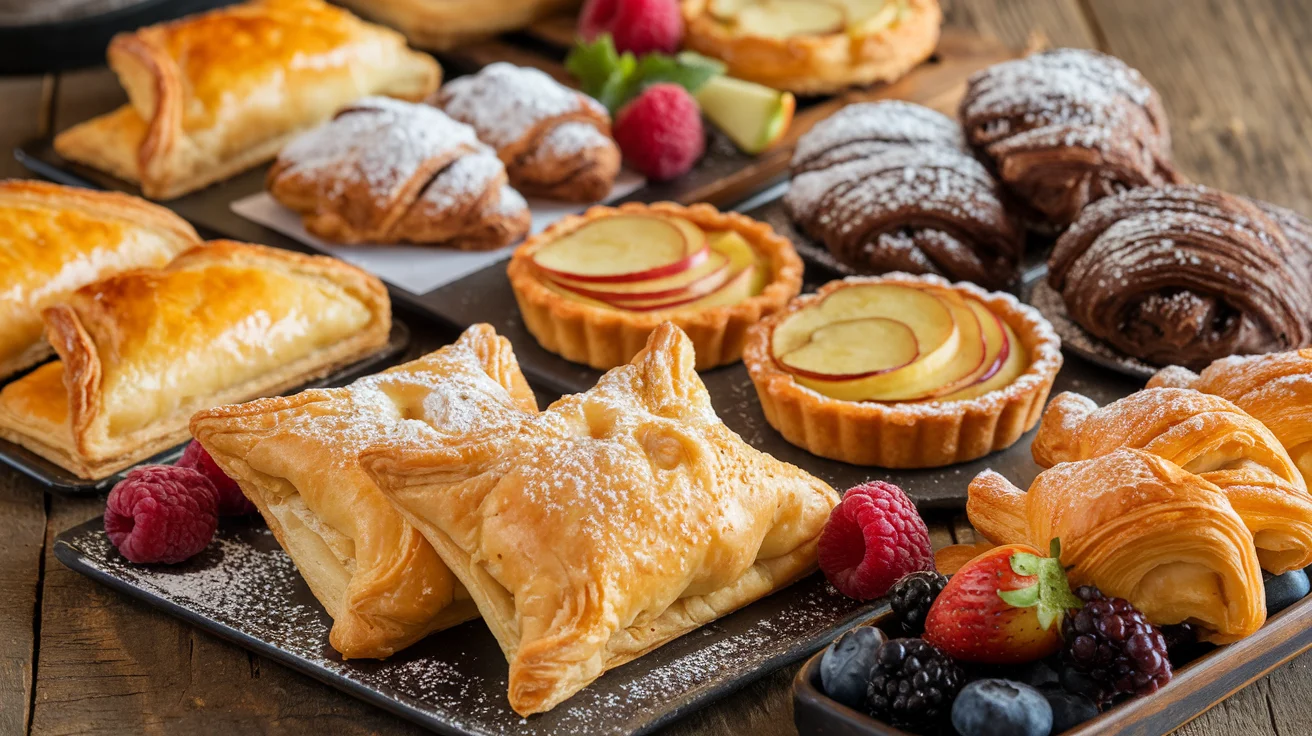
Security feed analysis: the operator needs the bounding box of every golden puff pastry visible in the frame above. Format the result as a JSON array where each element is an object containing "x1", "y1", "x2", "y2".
[
  {"x1": 190, "y1": 324, "x2": 536, "y2": 658},
  {"x1": 0, "y1": 241, "x2": 390, "y2": 479},
  {"x1": 360, "y1": 323, "x2": 839, "y2": 715},
  {"x1": 52, "y1": 0, "x2": 441, "y2": 200},
  {"x1": 1033, "y1": 388, "x2": 1312, "y2": 573},
  {"x1": 1151, "y1": 350, "x2": 1312, "y2": 487},
  {"x1": 968, "y1": 449, "x2": 1265, "y2": 644},
  {"x1": 0, "y1": 180, "x2": 199, "y2": 381}
]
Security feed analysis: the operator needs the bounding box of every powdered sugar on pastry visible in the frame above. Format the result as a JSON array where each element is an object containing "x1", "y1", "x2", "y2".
[{"x1": 440, "y1": 63, "x2": 605, "y2": 150}]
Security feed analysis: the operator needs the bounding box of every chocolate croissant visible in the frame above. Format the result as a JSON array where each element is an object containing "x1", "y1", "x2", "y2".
[
  {"x1": 785, "y1": 101, "x2": 1022, "y2": 290},
  {"x1": 968, "y1": 449, "x2": 1265, "y2": 644},
  {"x1": 960, "y1": 48, "x2": 1182, "y2": 228},
  {"x1": 1033, "y1": 388, "x2": 1312, "y2": 574},
  {"x1": 1048, "y1": 185, "x2": 1312, "y2": 369}
]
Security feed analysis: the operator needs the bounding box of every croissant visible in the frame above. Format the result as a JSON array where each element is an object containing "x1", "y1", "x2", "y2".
[
  {"x1": 1047, "y1": 185, "x2": 1312, "y2": 369},
  {"x1": 1150, "y1": 350, "x2": 1312, "y2": 486},
  {"x1": 191, "y1": 324, "x2": 536, "y2": 657},
  {"x1": 960, "y1": 48, "x2": 1182, "y2": 228},
  {"x1": 267, "y1": 97, "x2": 530, "y2": 249},
  {"x1": 437, "y1": 63, "x2": 621, "y2": 203},
  {"x1": 1033, "y1": 388, "x2": 1312, "y2": 574},
  {"x1": 785, "y1": 102, "x2": 1021, "y2": 290},
  {"x1": 968, "y1": 449, "x2": 1265, "y2": 644}
]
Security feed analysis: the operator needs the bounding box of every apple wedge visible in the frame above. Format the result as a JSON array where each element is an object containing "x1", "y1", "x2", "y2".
[
  {"x1": 734, "y1": 0, "x2": 846, "y2": 38},
  {"x1": 695, "y1": 75, "x2": 796, "y2": 155},
  {"x1": 531, "y1": 215, "x2": 707, "y2": 284},
  {"x1": 779, "y1": 318, "x2": 919, "y2": 377}
]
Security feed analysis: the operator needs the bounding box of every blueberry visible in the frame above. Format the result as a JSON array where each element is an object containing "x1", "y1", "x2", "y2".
[
  {"x1": 1058, "y1": 666, "x2": 1099, "y2": 699},
  {"x1": 1264, "y1": 569, "x2": 1311, "y2": 614},
  {"x1": 951, "y1": 679, "x2": 1052, "y2": 736},
  {"x1": 1043, "y1": 689, "x2": 1099, "y2": 732},
  {"x1": 819, "y1": 626, "x2": 885, "y2": 710}
]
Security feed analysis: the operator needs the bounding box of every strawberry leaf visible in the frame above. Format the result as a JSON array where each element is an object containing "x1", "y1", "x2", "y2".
[{"x1": 1002, "y1": 539, "x2": 1085, "y2": 630}]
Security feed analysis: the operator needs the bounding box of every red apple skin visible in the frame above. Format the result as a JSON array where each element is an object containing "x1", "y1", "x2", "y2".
[
  {"x1": 770, "y1": 318, "x2": 921, "y2": 381},
  {"x1": 547, "y1": 254, "x2": 731, "y2": 303},
  {"x1": 971, "y1": 309, "x2": 1012, "y2": 386},
  {"x1": 530, "y1": 216, "x2": 708, "y2": 284},
  {"x1": 622, "y1": 265, "x2": 754, "y2": 312}
]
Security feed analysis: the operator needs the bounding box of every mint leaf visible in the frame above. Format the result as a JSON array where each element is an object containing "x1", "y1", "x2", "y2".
[
  {"x1": 565, "y1": 35, "x2": 627, "y2": 105},
  {"x1": 565, "y1": 36, "x2": 725, "y2": 114}
]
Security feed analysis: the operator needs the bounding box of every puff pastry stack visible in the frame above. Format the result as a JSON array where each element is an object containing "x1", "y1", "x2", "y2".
[
  {"x1": 0, "y1": 241, "x2": 390, "y2": 479},
  {"x1": 53, "y1": 0, "x2": 441, "y2": 200},
  {"x1": 191, "y1": 324, "x2": 536, "y2": 658},
  {"x1": 0, "y1": 180, "x2": 199, "y2": 381}
]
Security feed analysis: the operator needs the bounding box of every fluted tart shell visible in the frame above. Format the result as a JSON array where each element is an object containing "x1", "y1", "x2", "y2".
[
  {"x1": 743, "y1": 273, "x2": 1063, "y2": 468},
  {"x1": 507, "y1": 202, "x2": 804, "y2": 371}
]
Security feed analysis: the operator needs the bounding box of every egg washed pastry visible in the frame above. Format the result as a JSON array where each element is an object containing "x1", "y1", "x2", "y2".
[
  {"x1": 1151, "y1": 350, "x2": 1312, "y2": 486},
  {"x1": 438, "y1": 63, "x2": 621, "y2": 203},
  {"x1": 0, "y1": 241, "x2": 390, "y2": 479},
  {"x1": 508, "y1": 202, "x2": 804, "y2": 370},
  {"x1": 334, "y1": 0, "x2": 580, "y2": 51},
  {"x1": 786, "y1": 101, "x2": 1021, "y2": 290},
  {"x1": 0, "y1": 180, "x2": 199, "y2": 381},
  {"x1": 960, "y1": 48, "x2": 1182, "y2": 228},
  {"x1": 681, "y1": 0, "x2": 941, "y2": 95},
  {"x1": 1048, "y1": 185, "x2": 1312, "y2": 370},
  {"x1": 267, "y1": 97, "x2": 529, "y2": 248},
  {"x1": 360, "y1": 323, "x2": 839, "y2": 715},
  {"x1": 1033, "y1": 388, "x2": 1312, "y2": 574},
  {"x1": 743, "y1": 274, "x2": 1062, "y2": 468},
  {"x1": 969, "y1": 449, "x2": 1265, "y2": 645},
  {"x1": 191, "y1": 325, "x2": 535, "y2": 658},
  {"x1": 52, "y1": 0, "x2": 441, "y2": 200}
]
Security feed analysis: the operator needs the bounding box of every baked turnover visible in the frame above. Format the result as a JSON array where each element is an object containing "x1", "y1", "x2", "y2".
[
  {"x1": 0, "y1": 180, "x2": 199, "y2": 381},
  {"x1": 0, "y1": 241, "x2": 390, "y2": 479},
  {"x1": 680, "y1": 0, "x2": 942, "y2": 94},
  {"x1": 191, "y1": 324, "x2": 535, "y2": 658},
  {"x1": 743, "y1": 273, "x2": 1062, "y2": 467},
  {"x1": 52, "y1": 0, "x2": 441, "y2": 200},
  {"x1": 507, "y1": 202, "x2": 804, "y2": 370},
  {"x1": 361, "y1": 323, "x2": 839, "y2": 715}
]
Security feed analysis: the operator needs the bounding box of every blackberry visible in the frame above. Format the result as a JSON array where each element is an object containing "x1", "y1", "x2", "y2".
[
  {"x1": 1060, "y1": 586, "x2": 1171, "y2": 705},
  {"x1": 889, "y1": 571, "x2": 948, "y2": 634},
  {"x1": 866, "y1": 638, "x2": 964, "y2": 728}
]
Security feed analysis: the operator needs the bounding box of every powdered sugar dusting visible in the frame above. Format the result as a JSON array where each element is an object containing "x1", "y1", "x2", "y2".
[{"x1": 440, "y1": 63, "x2": 608, "y2": 151}]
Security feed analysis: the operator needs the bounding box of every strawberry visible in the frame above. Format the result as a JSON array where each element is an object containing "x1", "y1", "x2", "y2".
[{"x1": 923, "y1": 539, "x2": 1082, "y2": 664}]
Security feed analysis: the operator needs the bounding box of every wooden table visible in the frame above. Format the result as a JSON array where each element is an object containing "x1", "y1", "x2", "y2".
[{"x1": 4, "y1": 1, "x2": 1312, "y2": 734}]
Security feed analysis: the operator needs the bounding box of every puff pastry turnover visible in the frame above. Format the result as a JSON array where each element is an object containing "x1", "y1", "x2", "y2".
[
  {"x1": 0, "y1": 241, "x2": 390, "y2": 479},
  {"x1": 191, "y1": 324, "x2": 536, "y2": 658},
  {"x1": 52, "y1": 0, "x2": 441, "y2": 200},
  {"x1": 360, "y1": 323, "x2": 839, "y2": 715},
  {"x1": 0, "y1": 180, "x2": 199, "y2": 381}
]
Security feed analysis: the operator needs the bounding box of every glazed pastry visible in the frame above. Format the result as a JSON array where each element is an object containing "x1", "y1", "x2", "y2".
[
  {"x1": 1033, "y1": 388, "x2": 1312, "y2": 574},
  {"x1": 786, "y1": 102, "x2": 1021, "y2": 290},
  {"x1": 968, "y1": 449, "x2": 1265, "y2": 644},
  {"x1": 191, "y1": 324, "x2": 535, "y2": 658},
  {"x1": 743, "y1": 274, "x2": 1063, "y2": 467},
  {"x1": 0, "y1": 241, "x2": 390, "y2": 479},
  {"x1": 360, "y1": 323, "x2": 839, "y2": 715},
  {"x1": 52, "y1": 0, "x2": 441, "y2": 200},
  {"x1": 1150, "y1": 350, "x2": 1312, "y2": 486},
  {"x1": 960, "y1": 48, "x2": 1182, "y2": 228},
  {"x1": 507, "y1": 202, "x2": 804, "y2": 370},
  {"x1": 1048, "y1": 185, "x2": 1312, "y2": 370},
  {"x1": 438, "y1": 63, "x2": 620, "y2": 203},
  {"x1": 681, "y1": 0, "x2": 942, "y2": 95},
  {"x1": 335, "y1": 0, "x2": 579, "y2": 50},
  {"x1": 0, "y1": 180, "x2": 199, "y2": 381},
  {"x1": 267, "y1": 98, "x2": 530, "y2": 248}
]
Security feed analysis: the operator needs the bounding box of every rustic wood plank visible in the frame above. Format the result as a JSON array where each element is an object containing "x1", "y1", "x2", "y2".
[
  {"x1": 0, "y1": 474, "x2": 46, "y2": 736},
  {"x1": 50, "y1": 66, "x2": 125, "y2": 134},
  {"x1": 940, "y1": 0, "x2": 1098, "y2": 50},
  {"x1": 0, "y1": 75, "x2": 53, "y2": 179}
]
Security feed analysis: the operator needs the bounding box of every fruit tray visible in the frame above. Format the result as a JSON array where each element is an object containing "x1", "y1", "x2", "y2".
[
  {"x1": 53, "y1": 515, "x2": 881, "y2": 736},
  {"x1": 0, "y1": 321, "x2": 410, "y2": 494},
  {"x1": 791, "y1": 589, "x2": 1312, "y2": 736}
]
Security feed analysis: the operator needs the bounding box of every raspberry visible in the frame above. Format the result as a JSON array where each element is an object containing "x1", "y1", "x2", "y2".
[
  {"x1": 104, "y1": 465, "x2": 218, "y2": 564},
  {"x1": 177, "y1": 440, "x2": 256, "y2": 516},
  {"x1": 819, "y1": 481, "x2": 933, "y2": 601},
  {"x1": 578, "y1": 0, "x2": 682, "y2": 55},
  {"x1": 614, "y1": 84, "x2": 705, "y2": 181}
]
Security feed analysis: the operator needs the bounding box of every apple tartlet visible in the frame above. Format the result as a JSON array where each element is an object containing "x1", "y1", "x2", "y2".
[
  {"x1": 507, "y1": 202, "x2": 804, "y2": 370},
  {"x1": 743, "y1": 274, "x2": 1062, "y2": 467},
  {"x1": 680, "y1": 0, "x2": 942, "y2": 95}
]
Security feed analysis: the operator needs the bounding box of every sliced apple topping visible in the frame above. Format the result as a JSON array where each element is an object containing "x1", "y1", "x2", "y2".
[
  {"x1": 734, "y1": 0, "x2": 847, "y2": 38},
  {"x1": 779, "y1": 318, "x2": 918, "y2": 377},
  {"x1": 709, "y1": 0, "x2": 753, "y2": 21}
]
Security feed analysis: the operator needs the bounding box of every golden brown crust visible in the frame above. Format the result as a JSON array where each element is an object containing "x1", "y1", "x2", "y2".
[
  {"x1": 680, "y1": 0, "x2": 942, "y2": 95},
  {"x1": 743, "y1": 273, "x2": 1063, "y2": 468},
  {"x1": 334, "y1": 0, "x2": 581, "y2": 51},
  {"x1": 507, "y1": 202, "x2": 804, "y2": 371}
]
